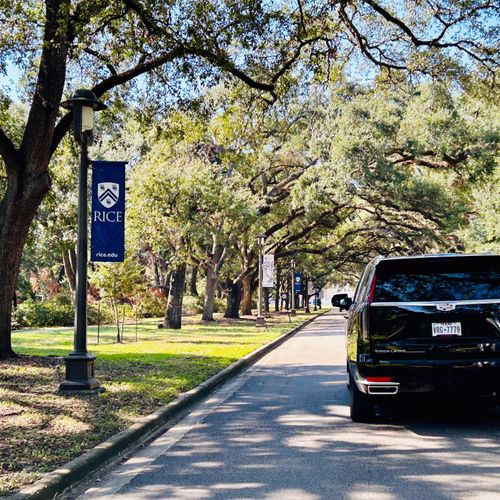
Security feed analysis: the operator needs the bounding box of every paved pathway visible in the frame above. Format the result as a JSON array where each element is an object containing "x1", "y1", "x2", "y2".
[{"x1": 74, "y1": 311, "x2": 500, "y2": 500}]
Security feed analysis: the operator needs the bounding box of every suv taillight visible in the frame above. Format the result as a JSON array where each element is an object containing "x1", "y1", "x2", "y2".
[
  {"x1": 366, "y1": 376, "x2": 393, "y2": 382},
  {"x1": 368, "y1": 273, "x2": 377, "y2": 303}
]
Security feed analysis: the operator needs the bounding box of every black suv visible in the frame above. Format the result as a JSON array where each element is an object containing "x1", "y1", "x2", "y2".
[{"x1": 332, "y1": 253, "x2": 500, "y2": 422}]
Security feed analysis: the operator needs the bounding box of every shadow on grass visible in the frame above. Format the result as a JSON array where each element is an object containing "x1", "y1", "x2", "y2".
[
  {"x1": 0, "y1": 352, "x2": 231, "y2": 495},
  {"x1": 2, "y1": 312, "x2": 322, "y2": 494}
]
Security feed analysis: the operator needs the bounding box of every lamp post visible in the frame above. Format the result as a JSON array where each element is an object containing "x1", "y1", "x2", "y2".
[
  {"x1": 290, "y1": 259, "x2": 296, "y2": 316},
  {"x1": 305, "y1": 276, "x2": 310, "y2": 313},
  {"x1": 59, "y1": 89, "x2": 106, "y2": 393},
  {"x1": 256, "y1": 233, "x2": 267, "y2": 327}
]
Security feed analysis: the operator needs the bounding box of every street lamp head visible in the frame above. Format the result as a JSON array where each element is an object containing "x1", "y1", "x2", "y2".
[
  {"x1": 60, "y1": 89, "x2": 106, "y2": 145},
  {"x1": 291, "y1": 258, "x2": 296, "y2": 269},
  {"x1": 256, "y1": 233, "x2": 267, "y2": 247}
]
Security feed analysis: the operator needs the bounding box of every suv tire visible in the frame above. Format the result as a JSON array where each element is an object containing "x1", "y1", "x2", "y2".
[{"x1": 349, "y1": 372, "x2": 375, "y2": 423}]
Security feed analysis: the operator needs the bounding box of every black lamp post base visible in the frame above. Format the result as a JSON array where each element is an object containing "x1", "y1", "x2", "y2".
[{"x1": 59, "y1": 354, "x2": 101, "y2": 393}]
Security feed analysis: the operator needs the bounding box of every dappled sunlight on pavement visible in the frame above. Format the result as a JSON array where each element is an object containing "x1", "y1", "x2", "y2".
[{"x1": 75, "y1": 311, "x2": 500, "y2": 500}]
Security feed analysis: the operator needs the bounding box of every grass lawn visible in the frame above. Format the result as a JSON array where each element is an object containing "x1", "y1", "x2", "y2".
[{"x1": 0, "y1": 310, "x2": 324, "y2": 495}]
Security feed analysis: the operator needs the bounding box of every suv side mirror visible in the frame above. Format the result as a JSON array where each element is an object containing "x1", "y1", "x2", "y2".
[{"x1": 332, "y1": 293, "x2": 352, "y2": 311}]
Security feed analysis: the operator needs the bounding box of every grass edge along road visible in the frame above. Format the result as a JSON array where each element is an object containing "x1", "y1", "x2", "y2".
[{"x1": 0, "y1": 310, "x2": 323, "y2": 496}]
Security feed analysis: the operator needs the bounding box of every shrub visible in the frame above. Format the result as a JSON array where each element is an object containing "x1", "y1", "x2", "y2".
[
  {"x1": 88, "y1": 303, "x2": 114, "y2": 325},
  {"x1": 15, "y1": 298, "x2": 74, "y2": 328},
  {"x1": 50, "y1": 292, "x2": 73, "y2": 307},
  {"x1": 182, "y1": 295, "x2": 205, "y2": 314},
  {"x1": 182, "y1": 295, "x2": 227, "y2": 315},
  {"x1": 213, "y1": 297, "x2": 227, "y2": 313},
  {"x1": 137, "y1": 295, "x2": 165, "y2": 318}
]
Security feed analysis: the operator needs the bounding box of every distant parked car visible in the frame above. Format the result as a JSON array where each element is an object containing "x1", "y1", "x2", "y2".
[{"x1": 332, "y1": 253, "x2": 500, "y2": 422}]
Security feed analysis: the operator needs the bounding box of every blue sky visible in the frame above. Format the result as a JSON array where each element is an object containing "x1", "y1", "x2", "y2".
[{"x1": 1, "y1": 61, "x2": 22, "y2": 101}]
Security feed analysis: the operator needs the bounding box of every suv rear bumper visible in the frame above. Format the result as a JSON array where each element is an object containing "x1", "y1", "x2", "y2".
[{"x1": 350, "y1": 360, "x2": 500, "y2": 397}]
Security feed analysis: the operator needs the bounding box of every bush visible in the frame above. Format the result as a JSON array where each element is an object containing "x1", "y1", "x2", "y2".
[
  {"x1": 213, "y1": 297, "x2": 227, "y2": 313},
  {"x1": 88, "y1": 303, "x2": 115, "y2": 325},
  {"x1": 15, "y1": 298, "x2": 74, "y2": 328},
  {"x1": 50, "y1": 292, "x2": 73, "y2": 307},
  {"x1": 182, "y1": 295, "x2": 227, "y2": 315},
  {"x1": 182, "y1": 295, "x2": 205, "y2": 314},
  {"x1": 137, "y1": 295, "x2": 165, "y2": 318}
]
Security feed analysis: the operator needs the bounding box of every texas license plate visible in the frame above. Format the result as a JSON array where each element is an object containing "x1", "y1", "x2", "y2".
[{"x1": 432, "y1": 322, "x2": 462, "y2": 336}]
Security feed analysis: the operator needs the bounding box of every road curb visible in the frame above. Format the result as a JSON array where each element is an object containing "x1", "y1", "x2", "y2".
[{"x1": 10, "y1": 310, "x2": 330, "y2": 500}]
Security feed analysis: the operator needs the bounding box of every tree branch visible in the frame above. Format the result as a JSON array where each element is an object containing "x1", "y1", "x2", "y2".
[
  {"x1": 339, "y1": 4, "x2": 406, "y2": 70},
  {"x1": 84, "y1": 48, "x2": 118, "y2": 76},
  {"x1": 51, "y1": 46, "x2": 186, "y2": 153},
  {"x1": 0, "y1": 129, "x2": 19, "y2": 172}
]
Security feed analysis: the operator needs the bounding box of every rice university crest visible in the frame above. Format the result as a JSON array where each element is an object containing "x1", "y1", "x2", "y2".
[{"x1": 98, "y1": 182, "x2": 119, "y2": 208}]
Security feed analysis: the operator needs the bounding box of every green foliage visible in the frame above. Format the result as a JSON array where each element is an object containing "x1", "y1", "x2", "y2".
[
  {"x1": 15, "y1": 299, "x2": 74, "y2": 328},
  {"x1": 1, "y1": 0, "x2": 499, "y2": 359},
  {"x1": 12, "y1": 77, "x2": 500, "y2": 329},
  {"x1": 90, "y1": 259, "x2": 147, "y2": 306},
  {"x1": 137, "y1": 294, "x2": 166, "y2": 318},
  {"x1": 181, "y1": 295, "x2": 205, "y2": 314},
  {"x1": 118, "y1": 77, "x2": 499, "y2": 309},
  {"x1": 211, "y1": 297, "x2": 228, "y2": 315},
  {"x1": 182, "y1": 295, "x2": 226, "y2": 315},
  {"x1": 88, "y1": 304, "x2": 115, "y2": 326},
  {"x1": 456, "y1": 167, "x2": 500, "y2": 253},
  {"x1": 14, "y1": 296, "x2": 114, "y2": 328}
]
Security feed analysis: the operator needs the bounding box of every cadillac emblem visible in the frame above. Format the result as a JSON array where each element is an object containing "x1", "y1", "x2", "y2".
[{"x1": 436, "y1": 303, "x2": 456, "y2": 311}]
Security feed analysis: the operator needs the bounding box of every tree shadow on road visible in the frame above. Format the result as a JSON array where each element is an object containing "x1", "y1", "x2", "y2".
[{"x1": 107, "y1": 361, "x2": 500, "y2": 500}]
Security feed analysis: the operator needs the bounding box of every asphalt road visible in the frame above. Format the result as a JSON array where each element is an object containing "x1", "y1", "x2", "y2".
[{"x1": 74, "y1": 310, "x2": 500, "y2": 500}]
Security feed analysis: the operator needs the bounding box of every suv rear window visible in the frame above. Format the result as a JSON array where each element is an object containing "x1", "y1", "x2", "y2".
[{"x1": 373, "y1": 256, "x2": 500, "y2": 302}]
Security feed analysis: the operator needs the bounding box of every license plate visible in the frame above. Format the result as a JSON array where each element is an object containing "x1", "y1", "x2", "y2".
[{"x1": 432, "y1": 322, "x2": 462, "y2": 336}]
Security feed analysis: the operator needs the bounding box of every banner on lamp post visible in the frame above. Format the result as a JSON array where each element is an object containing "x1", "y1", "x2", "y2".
[
  {"x1": 91, "y1": 161, "x2": 126, "y2": 262},
  {"x1": 294, "y1": 272, "x2": 302, "y2": 293},
  {"x1": 262, "y1": 254, "x2": 275, "y2": 288}
]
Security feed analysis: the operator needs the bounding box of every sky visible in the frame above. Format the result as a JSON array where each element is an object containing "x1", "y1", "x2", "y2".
[{"x1": 0, "y1": 61, "x2": 22, "y2": 101}]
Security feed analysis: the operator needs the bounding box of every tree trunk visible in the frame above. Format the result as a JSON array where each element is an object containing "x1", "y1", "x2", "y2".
[
  {"x1": 263, "y1": 287, "x2": 270, "y2": 313},
  {"x1": 163, "y1": 263, "x2": 186, "y2": 329},
  {"x1": 0, "y1": 174, "x2": 52, "y2": 358},
  {"x1": 189, "y1": 265, "x2": 198, "y2": 296},
  {"x1": 113, "y1": 300, "x2": 120, "y2": 343},
  {"x1": 121, "y1": 304, "x2": 126, "y2": 341},
  {"x1": 202, "y1": 260, "x2": 218, "y2": 321},
  {"x1": 241, "y1": 274, "x2": 253, "y2": 315},
  {"x1": 224, "y1": 280, "x2": 241, "y2": 319},
  {"x1": 202, "y1": 245, "x2": 224, "y2": 321},
  {"x1": 0, "y1": 0, "x2": 69, "y2": 358},
  {"x1": 62, "y1": 247, "x2": 77, "y2": 295}
]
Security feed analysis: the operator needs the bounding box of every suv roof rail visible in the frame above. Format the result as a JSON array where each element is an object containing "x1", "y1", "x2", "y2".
[{"x1": 378, "y1": 252, "x2": 498, "y2": 261}]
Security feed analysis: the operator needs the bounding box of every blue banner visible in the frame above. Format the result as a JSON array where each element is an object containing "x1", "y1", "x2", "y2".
[
  {"x1": 294, "y1": 272, "x2": 302, "y2": 293},
  {"x1": 91, "y1": 161, "x2": 126, "y2": 262}
]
